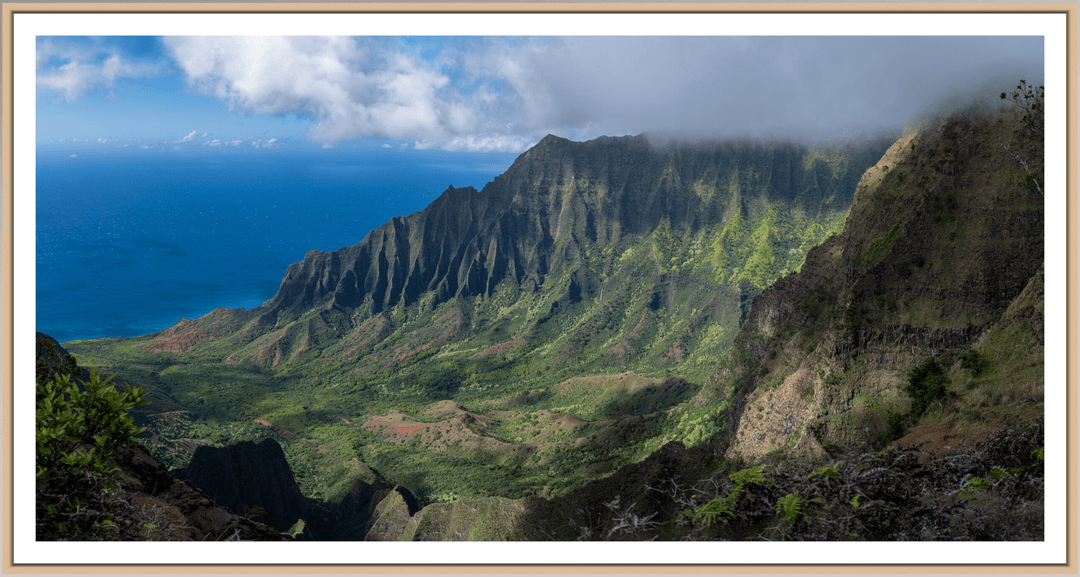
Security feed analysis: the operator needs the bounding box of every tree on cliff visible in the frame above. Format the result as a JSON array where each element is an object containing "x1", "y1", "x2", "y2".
[
  {"x1": 1000, "y1": 79, "x2": 1044, "y2": 195},
  {"x1": 36, "y1": 335, "x2": 149, "y2": 539}
]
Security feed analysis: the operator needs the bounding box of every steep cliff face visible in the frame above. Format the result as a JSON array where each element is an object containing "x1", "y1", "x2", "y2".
[
  {"x1": 707, "y1": 109, "x2": 1044, "y2": 461},
  {"x1": 262, "y1": 134, "x2": 872, "y2": 322},
  {"x1": 111, "y1": 443, "x2": 287, "y2": 541},
  {"x1": 172, "y1": 439, "x2": 311, "y2": 533},
  {"x1": 175, "y1": 132, "x2": 892, "y2": 377}
]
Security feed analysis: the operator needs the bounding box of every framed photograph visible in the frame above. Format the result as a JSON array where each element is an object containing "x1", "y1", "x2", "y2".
[{"x1": 5, "y1": 2, "x2": 1074, "y2": 573}]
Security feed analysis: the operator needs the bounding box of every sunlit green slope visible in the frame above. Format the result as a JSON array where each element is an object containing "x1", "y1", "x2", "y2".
[{"x1": 66, "y1": 131, "x2": 895, "y2": 503}]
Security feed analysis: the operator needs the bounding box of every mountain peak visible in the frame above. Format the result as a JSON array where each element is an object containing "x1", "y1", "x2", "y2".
[
  {"x1": 536, "y1": 134, "x2": 568, "y2": 146},
  {"x1": 206, "y1": 132, "x2": 895, "y2": 369}
]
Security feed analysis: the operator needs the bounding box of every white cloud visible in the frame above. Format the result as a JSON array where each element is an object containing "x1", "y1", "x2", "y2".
[
  {"x1": 155, "y1": 35, "x2": 1043, "y2": 150},
  {"x1": 225, "y1": 139, "x2": 243, "y2": 146},
  {"x1": 477, "y1": 36, "x2": 1045, "y2": 141},
  {"x1": 207, "y1": 139, "x2": 222, "y2": 147},
  {"x1": 163, "y1": 36, "x2": 486, "y2": 149},
  {"x1": 416, "y1": 133, "x2": 534, "y2": 153},
  {"x1": 177, "y1": 130, "x2": 197, "y2": 143},
  {"x1": 37, "y1": 41, "x2": 161, "y2": 101},
  {"x1": 68, "y1": 154, "x2": 76, "y2": 158}
]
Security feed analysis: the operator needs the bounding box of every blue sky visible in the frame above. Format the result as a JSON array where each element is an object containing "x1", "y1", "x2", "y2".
[{"x1": 36, "y1": 35, "x2": 1044, "y2": 154}]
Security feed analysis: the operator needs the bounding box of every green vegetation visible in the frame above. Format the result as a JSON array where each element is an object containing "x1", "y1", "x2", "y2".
[
  {"x1": 775, "y1": 492, "x2": 812, "y2": 527},
  {"x1": 64, "y1": 168, "x2": 860, "y2": 506},
  {"x1": 875, "y1": 358, "x2": 950, "y2": 446},
  {"x1": 1001, "y1": 79, "x2": 1044, "y2": 137},
  {"x1": 958, "y1": 349, "x2": 987, "y2": 378},
  {"x1": 904, "y1": 358, "x2": 950, "y2": 418},
  {"x1": 856, "y1": 222, "x2": 901, "y2": 273},
  {"x1": 50, "y1": 95, "x2": 1045, "y2": 540},
  {"x1": 36, "y1": 365, "x2": 147, "y2": 539},
  {"x1": 620, "y1": 423, "x2": 1044, "y2": 541},
  {"x1": 688, "y1": 464, "x2": 773, "y2": 528}
]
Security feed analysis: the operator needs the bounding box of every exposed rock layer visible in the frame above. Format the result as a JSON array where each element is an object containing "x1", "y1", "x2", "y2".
[{"x1": 708, "y1": 110, "x2": 1044, "y2": 460}]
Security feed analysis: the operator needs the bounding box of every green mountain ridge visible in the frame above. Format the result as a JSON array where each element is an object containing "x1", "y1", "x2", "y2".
[
  {"x1": 136, "y1": 133, "x2": 893, "y2": 379},
  {"x1": 65, "y1": 131, "x2": 894, "y2": 506}
]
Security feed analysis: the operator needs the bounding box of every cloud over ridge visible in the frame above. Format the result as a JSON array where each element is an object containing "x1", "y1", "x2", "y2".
[{"x1": 39, "y1": 35, "x2": 1045, "y2": 152}]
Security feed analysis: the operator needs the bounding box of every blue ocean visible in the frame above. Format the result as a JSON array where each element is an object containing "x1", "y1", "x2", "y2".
[{"x1": 36, "y1": 146, "x2": 519, "y2": 343}]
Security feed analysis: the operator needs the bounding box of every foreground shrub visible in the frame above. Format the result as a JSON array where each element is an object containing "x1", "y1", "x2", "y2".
[
  {"x1": 570, "y1": 422, "x2": 1043, "y2": 541},
  {"x1": 880, "y1": 356, "x2": 952, "y2": 445},
  {"x1": 678, "y1": 423, "x2": 1043, "y2": 540},
  {"x1": 905, "y1": 357, "x2": 950, "y2": 417},
  {"x1": 36, "y1": 369, "x2": 147, "y2": 540}
]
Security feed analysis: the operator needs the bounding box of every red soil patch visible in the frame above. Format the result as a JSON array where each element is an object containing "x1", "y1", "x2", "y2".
[
  {"x1": 605, "y1": 341, "x2": 631, "y2": 365},
  {"x1": 424, "y1": 400, "x2": 468, "y2": 419},
  {"x1": 226, "y1": 327, "x2": 290, "y2": 367},
  {"x1": 363, "y1": 411, "x2": 427, "y2": 437},
  {"x1": 238, "y1": 322, "x2": 263, "y2": 343},
  {"x1": 391, "y1": 306, "x2": 465, "y2": 364},
  {"x1": 359, "y1": 408, "x2": 531, "y2": 460},
  {"x1": 627, "y1": 310, "x2": 649, "y2": 340},
  {"x1": 343, "y1": 315, "x2": 390, "y2": 358},
  {"x1": 477, "y1": 332, "x2": 529, "y2": 359},
  {"x1": 606, "y1": 311, "x2": 651, "y2": 362},
  {"x1": 663, "y1": 340, "x2": 685, "y2": 364},
  {"x1": 892, "y1": 415, "x2": 1003, "y2": 460},
  {"x1": 153, "y1": 411, "x2": 190, "y2": 432},
  {"x1": 140, "y1": 320, "x2": 214, "y2": 353},
  {"x1": 533, "y1": 412, "x2": 588, "y2": 442},
  {"x1": 362, "y1": 413, "x2": 439, "y2": 444},
  {"x1": 887, "y1": 397, "x2": 1040, "y2": 462}
]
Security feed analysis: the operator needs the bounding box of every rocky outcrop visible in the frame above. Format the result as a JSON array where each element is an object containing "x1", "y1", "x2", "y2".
[
  {"x1": 710, "y1": 109, "x2": 1045, "y2": 461},
  {"x1": 397, "y1": 496, "x2": 531, "y2": 541},
  {"x1": 362, "y1": 485, "x2": 422, "y2": 540},
  {"x1": 166, "y1": 439, "x2": 520, "y2": 541},
  {"x1": 171, "y1": 439, "x2": 310, "y2": 533},
  {"x1": 36, "y1": 331, "x2": 92, "y2": 384},
  {"x1": 111, "y1": 444, "x2": 286, "y2": 541}
]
